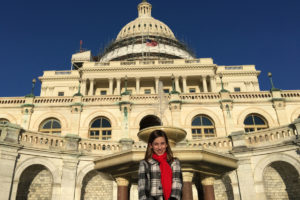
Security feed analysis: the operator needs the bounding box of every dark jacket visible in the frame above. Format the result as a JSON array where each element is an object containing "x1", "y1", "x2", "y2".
[{"x1": 138, "y1": 158, "x2": 182, "y2": 200}]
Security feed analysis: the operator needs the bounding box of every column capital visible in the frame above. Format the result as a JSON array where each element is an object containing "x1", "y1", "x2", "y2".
[
  {"x1": 201, "y1": 177, "x2": 215, "y2": 186},
  {"x1": 116, "y1": 177, "x2": 129, "y2": 186},
  {"x1": 182, "y1": 172, "x2": 194, "y2": 182}
]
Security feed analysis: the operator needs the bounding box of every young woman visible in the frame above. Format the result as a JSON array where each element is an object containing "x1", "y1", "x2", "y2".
[{"x1": 138, "y1": 130, "x2": 182, "y2": 200}]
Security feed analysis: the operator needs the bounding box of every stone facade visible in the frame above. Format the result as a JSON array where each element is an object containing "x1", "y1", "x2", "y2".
[{"x1": 1, "y1": 1, "x2": 300, "y2": 200}]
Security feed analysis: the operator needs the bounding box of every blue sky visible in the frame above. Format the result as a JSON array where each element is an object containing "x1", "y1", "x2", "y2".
[{"x1": 1, "y1": 0, "x2": 299, "y2": 97}]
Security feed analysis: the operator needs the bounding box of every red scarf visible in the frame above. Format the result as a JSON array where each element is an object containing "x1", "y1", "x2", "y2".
[{"x1": 152, "y1": 153, "x2": 172, "y2": 200}]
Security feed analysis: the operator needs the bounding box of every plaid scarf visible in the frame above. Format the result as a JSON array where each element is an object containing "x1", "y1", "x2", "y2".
[{"x1": 152, "y1": 153, "x2": 172, "y2": 200}]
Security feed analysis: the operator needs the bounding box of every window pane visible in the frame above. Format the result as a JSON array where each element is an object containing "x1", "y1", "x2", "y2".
[
  {"x1": 52, "y1": 121, "x2": 61, "y2": 129},
  {"x1": 244, "y1": 116, "x2": 254, "y2": 125},
  {"x1": 90, "y1": 131, "x2": 95, "y2": 136},
  {"x1": 192, "y1": 117, "x2": 201, "y2": 126},
  {"x1": 202, "y1": 117, "x2": 213, "y2": 126},
  {"x1": 91, "y1": 119, "x2": 101, "y2": 128},
  {"x1": 43, "y1": 121, "x2": 52, "y2": 129},
  {"x1": 95, "y1": 131, "x2": 99, "y2": 136},
  {"x1": 102, "y1": 119, "x2": 111, "y2": 127},
  {"x1": 192, "y1": 129, "x2": 196, "y2": 134},
  {"x1": 107, "y1": 131, "x2": 112, "y2": 135},
  {"x1": 254, "y1": 116, "x2": 266, "y2": 125},
  {"x1": 163, "y1": 89, "x2": 169, "y2": 93}
]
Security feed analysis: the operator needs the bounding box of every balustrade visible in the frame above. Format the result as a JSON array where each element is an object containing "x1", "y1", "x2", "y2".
[
  {"x1": 0, "y1": 97, "x2": 26, "y2": 105},
  {"x1": 34, "y1": 97, "x2": 73, "y2": 104},
  {"x1": 20, "y1": 131, "x2": 65, "y2": 150},
  {"x1": 79, "y1": 139, "x2": 121, "y2": 153},
  {"x1": 245, "y1": 125, "x2": 297, "y2": 146},
  {"x1": 187, "y1": 137, "x2": 232, "y2": 152},
  {"x1": 82, "y1": 96, "x2": 121, "y2": 103}
]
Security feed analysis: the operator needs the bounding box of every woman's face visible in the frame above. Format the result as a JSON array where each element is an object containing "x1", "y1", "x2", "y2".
[{"x1": 150, "y1": 136, "x2": 167, "y2": 156}]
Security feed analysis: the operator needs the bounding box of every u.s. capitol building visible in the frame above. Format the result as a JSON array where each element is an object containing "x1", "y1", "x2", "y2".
[{"x1": 1, "y1": 1, "x2": 300, "y2": 200}]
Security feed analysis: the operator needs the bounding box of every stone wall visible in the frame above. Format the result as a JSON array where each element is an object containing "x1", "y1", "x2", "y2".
[
  {"x1": 263, "y1": 161, "x2": 300, "y2": 200},
  {"x1": 16, "y1": 165, "x2": 53, "y2": 200},
  {"x1": 214, "y1": 175, "x2": 234, "y2": 200},
  {"x1": 81, "y1": 170, "x2": 113, "y2": 200}
]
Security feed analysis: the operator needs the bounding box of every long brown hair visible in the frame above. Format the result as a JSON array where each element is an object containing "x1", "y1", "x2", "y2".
[{"x1": 144, "y1": 130, "x2": 174, "y2": 162}]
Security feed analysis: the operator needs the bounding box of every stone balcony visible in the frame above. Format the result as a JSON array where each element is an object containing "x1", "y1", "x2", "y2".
[{"x1": 1, "y1": 90, "x2": 300, "y2": 108}]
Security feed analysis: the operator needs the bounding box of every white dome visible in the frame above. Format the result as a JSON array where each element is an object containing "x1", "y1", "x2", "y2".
[{"x1": 99, "y1": 1, "x2": 194, "y2": 62}]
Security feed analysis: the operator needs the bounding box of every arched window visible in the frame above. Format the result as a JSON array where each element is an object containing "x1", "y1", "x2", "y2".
[
  {"x1": 89, "y1": 117, "x2": 112, "y2": 140},
  {"x1": 0, "y1": 118, "x2": 9, "y2": 125},
  {"x1": 244, "y1": 114, "x2": 268, "y2": 132},
  {"x1": 191, "y1": 115, "x2": 216, "y2": 139},
  {"x1": 139, "y1": 115, "x2": 161, "y2": 131},
  {"x1": 39, "y1": 118, "x2": 61, "y2": 134}
]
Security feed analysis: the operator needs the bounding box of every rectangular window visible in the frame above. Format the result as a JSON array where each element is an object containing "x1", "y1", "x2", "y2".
[
  {"x1": 234, "y1": 87, "x2": 241, "y2": 92},
  {"x1": 163, "y1": 89, "x2": 170, "y2": 94},
  {"x1": 100, "y1": 90, "x2": 107, "y2": 95},
  {"x1": 58, "y1": 92, "x2": 64, "y2": 96},
  {"x1": 189, "y1": 88, "x2": 196, "y2": 93},
  {"x1": 144, "y1": 89, "x2": 151, "y2": 94}
]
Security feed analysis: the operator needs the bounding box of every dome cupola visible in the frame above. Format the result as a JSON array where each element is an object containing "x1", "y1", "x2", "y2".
[{"x1": 99, "y1": 0, "x2": 194, "y2": 62}]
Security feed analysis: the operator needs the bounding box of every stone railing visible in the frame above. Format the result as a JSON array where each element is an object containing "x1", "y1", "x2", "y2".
[
  {"x1": 132, "y1": 141, "x2": 147, "y2": 150},
  {"x1": 180, "y1": 93, "x2": 221, "y2": 102},
  {"x1": 130, "y1": 94, "x2": 160, "y2": 104},
  {"x1": 34, "y1": 97, "x2": 74, "y2": 104},
  {"x1": 187, "y1": 137, "x2": 232, "y2": 152},
  {"x1": 79, "y1": 139, "x2": 121, "y2": 154},
  {"x1": 1, "y1": 90, "x2": 300, "y2": 108},
  {"x1": 281, "y1": 90, "x2": 300, "y2": 99},
  {"x1": 20, "y1": 131, "x2": 66, "y2": 150},
  {"x1": 229, "y1": 92, "x2": 272, "y2": 101},
  {"x1": 91, "y1": 58, "x2": 213, "y2": 68},
  {"x1": 82, "y1": 96, "x2": 122, "y2": 104},
  {"x1": 245, "y1": 125, "x2": 297, "y2": 147},
  {"x1": 0, "y1": 97, "x2": 26, "y2": 105},
  {"x1": 1, "y1": 120, "x2": 300, "y2": 155}
]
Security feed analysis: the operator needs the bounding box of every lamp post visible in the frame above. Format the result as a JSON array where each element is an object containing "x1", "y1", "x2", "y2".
[
  {"x1": 74, "y1": 70, "x2": 83, "y2": 96},
  {"x1": 26, "y1": 78, "x2": 36, "y2": 97},
  {"x1": 121, "y1": 75, "x2": 130, "y2": 96},
  {"x1": 219, "y1": 74, "x2": 229, "y2": 93},
  {"x1": 268, "y1": 72, "x2": 280, "y2": 91}
]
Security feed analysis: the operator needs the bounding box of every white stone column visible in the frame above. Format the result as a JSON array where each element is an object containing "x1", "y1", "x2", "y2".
[
  {"x1": 175, "y1": 76, "x2": 181, "y2": 93},
  {"x1": 88, "y1": 79, "x2": 94, "y2": 96},
  {"x1": 109, "y1": 78, "x2": 114, "y2": 95},
  {"x1": 202, "y1": 76, "x2": 208, "y2": 92},
  {"x1": 155, "y1": 77, "x2": 159, "y2": 94},
  {"x1": 60, "y1": 158, "x2": 79, "y2": 200},
  {"x1": 210, "y1": 76, "x2": 216, "y2": 92},
  {"x1": 182, "y1": 76, "x2": 187, "y2": 93},
  {"x1": 136, "y1": 77, "x2": 140, "y2": 94},
  {"x1": 116, "y1": 78, "x2": 121, "y2": 95}
]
